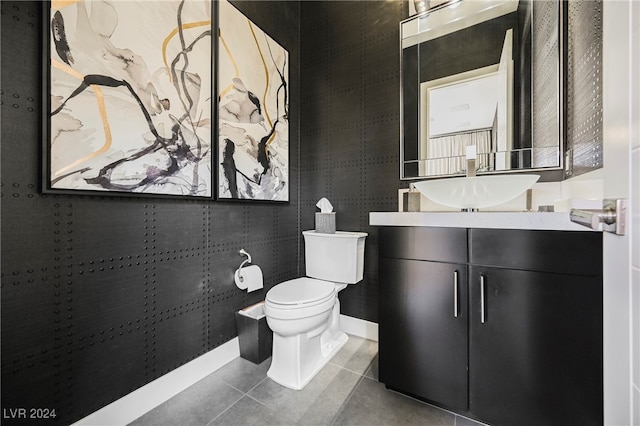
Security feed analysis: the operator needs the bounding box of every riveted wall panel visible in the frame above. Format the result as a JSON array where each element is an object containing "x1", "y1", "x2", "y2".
[
  {"x1": 69, "y1": 328, "x2": 148, "y2": 421},
  {"x1": 1, "y1": 268, "x2": 58, "y2": 376},
  {"x1": 300, "y1": 0, "x2": 406, "y2": 322},
  {"x1": 532, "y1": 0, "x2": 562, "y2": 167},
  {"x1": 567, "y1": 0, "x2": 603, "y2": 176},
  {"x1": 1, "y1": 1, "x2": 300, "y2": 424}
]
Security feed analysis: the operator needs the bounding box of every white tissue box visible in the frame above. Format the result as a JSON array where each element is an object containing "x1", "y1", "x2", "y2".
[{"x1": 315, "y1": 212, "x2": 336, "y2": 234}]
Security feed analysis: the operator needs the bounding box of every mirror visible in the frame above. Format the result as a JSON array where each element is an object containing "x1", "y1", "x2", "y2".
[{"x1": 401, "y1": 0, "x2": 564, "y2": 180}]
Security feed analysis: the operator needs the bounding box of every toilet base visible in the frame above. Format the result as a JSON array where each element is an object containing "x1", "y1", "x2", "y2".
[
  {"x1": 267, "y1": 329, "x2": 348, "y2": 391},
  {"x1": 266, "y1": 286, "x2": 350, "y2": 390}
]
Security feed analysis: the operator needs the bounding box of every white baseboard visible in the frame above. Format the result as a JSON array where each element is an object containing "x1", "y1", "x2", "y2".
[
  {"x1": 340, "y1": 314, "x2": 379, "y2": 341},
  {"x1": 72, "y1": 338, "x2": 240, "y2": 426}
]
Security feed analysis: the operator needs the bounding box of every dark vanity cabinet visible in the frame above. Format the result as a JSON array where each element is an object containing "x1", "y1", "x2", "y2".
[{"x1": 378, "y1": 227, "x2": 603, "y2": 426}]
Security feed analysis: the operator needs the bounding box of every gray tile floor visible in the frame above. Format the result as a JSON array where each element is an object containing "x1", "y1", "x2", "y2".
[{"x1": 129, "y1": 335, "x2": 485, "y2": 426}]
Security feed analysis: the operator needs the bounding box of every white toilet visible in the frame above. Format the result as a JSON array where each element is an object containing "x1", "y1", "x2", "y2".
[{"x1": 264, "y1": 230, "x2": 367, "y2": 390}]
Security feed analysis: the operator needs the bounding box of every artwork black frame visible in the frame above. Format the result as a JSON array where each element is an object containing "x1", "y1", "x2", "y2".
[{"x1": 42, "y1": 0, "x2": 217, "y2": 199}]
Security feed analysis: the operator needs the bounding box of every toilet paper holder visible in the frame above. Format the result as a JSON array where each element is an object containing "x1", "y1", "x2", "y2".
[{"x1": 237, "y1": 249, "x2": 252, "y2": 282}]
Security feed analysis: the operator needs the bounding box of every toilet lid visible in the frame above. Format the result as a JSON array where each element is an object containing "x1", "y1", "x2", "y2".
[{"x1": 266, "y1": 278, "x2": 335, "y2": 305}]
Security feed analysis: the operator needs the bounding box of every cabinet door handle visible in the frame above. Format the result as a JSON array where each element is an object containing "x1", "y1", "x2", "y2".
[
  {"x1": 480, "y1": 274, "x2": 486, "y2": 324},
  {"x1": 453, "y1": 270, "x2": 459, "y2": 318}
]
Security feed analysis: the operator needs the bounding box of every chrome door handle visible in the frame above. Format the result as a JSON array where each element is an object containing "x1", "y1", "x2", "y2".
[
  {"x1": 480, "y1": 275, "x2": 486, "y2": 324},
  {"x1": 453, "y1": 270, "x2": 458, "y2": 318},
  {"x1": 570, "y1": 198, "x2": 627, "y2": 235}
]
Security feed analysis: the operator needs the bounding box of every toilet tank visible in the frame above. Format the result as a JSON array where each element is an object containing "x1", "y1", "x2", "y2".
[{"x1": 302, "y1": 231, "x2": 367, "y2": 284}]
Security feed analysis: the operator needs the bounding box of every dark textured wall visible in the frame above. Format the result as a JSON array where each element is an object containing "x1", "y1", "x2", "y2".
[
  {"x1": 531, "y1": 0, "x2": 561, "y2": 168},
  {"x1": 299, "y1": 1, "x2": 406, "y2": 322},
  {"x1": 418, "y1": 13, "x2": 518, "y2": 81},
  {"x1": 566, "y1": 0, "x2": 603, "y2": 176},
  {"x1": 0, "y1": 1, "x2": 300, "y2": 424}
]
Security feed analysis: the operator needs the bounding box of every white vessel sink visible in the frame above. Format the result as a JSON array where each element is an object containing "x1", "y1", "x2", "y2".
[{"x1": 413, "y1": 175, "x2": 540, "y2": 210}]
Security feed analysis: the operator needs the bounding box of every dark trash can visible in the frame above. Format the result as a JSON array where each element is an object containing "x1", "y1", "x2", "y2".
[{"x1": 235, "y1": 301, "x2": 272, "y2": 364}]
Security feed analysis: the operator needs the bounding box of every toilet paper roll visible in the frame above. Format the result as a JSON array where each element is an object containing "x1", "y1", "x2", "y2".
[
  {"x1": 234, "y1": 264, "x2": 263, "y2": 292},
  {"x1": 234, "y1": 268, "x2": 248, "y2": 290}
]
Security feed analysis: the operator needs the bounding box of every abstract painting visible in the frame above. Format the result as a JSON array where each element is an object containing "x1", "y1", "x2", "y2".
[
  {"x1": 217, "y1": 0, "x2": 289, "y2": 202},
  {"x1": 45, "y1": 0, "x2": 213, "y2": 198}
]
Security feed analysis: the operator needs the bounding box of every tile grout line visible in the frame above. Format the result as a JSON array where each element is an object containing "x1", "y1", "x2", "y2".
[
  {"x1": 218, "y1": 373, "x2": 268, "y2": 396},
  {"x1": 207, "y1": 374, "x2": 298, "y2": 425},
  {"x1": 242, "y1": 376, "x2": 299, "y2": 425},
  {"x1": 327, "y1": 352, "x2": 378, "y2": 425},
  {"x1": 329, "y1": 371, "x2": 368, "y2": 426},
  {"x1": 203, "y1": 392, "x2": 245, "y2": 426},
  {"x1": 327, "y1": 359, "x2": 375, "y2": 380},
  {"x1": 205, "y1": 374, "x2": 270, "y2": 426},
  {"x1": 246, "y1": 375, "x2": 269, "y2": 394},
  {"x1": 244, "y1": 393, "x2": 292, "y2": 422}
]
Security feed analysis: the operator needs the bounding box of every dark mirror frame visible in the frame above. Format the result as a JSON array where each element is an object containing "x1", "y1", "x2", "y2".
[{"x1": 400, "y1": 0, "x2": 567, "y2": 182}]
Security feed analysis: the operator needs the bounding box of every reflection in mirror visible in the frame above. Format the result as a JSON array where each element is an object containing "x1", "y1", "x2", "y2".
[
  {"x1": 401, "y1": 0, "x2": 563, "y2": 179},
  {"x1": 421, "y1": 31, "x2": 512, "y2": 176}
]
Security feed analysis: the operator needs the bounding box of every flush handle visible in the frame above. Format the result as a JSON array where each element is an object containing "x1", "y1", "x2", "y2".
[{"x1": 570, "y1": 199, "x2": 627, "y2": 235}]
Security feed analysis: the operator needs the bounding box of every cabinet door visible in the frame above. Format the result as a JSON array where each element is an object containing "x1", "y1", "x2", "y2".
[
  {"x1": 379, "y1": 258, "x2": 468, "y2": 411},
  {"x1": 468, "y1": 267, "x2": 603, "y2": 426}
]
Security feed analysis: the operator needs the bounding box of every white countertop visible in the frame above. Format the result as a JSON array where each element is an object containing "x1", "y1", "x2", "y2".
[{"x1": 369, "y1": 211, "x2": 595, "y2": 231}]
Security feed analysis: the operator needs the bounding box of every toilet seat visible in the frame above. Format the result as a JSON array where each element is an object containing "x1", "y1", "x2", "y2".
[
  {"x1": 266, "y1": 278, "x2": 335, "y2": 307},
  {"x1": 265, "y1": 278, "x2": 336, "y2": 320}
]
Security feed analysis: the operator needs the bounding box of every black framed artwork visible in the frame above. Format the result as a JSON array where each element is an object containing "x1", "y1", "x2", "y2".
[
  {"x1": 217, "y1": 0, "x2": 290, "y2": 202},
  {"x1": 44, "y1": 0, "x2": 215, "y2": 198}
]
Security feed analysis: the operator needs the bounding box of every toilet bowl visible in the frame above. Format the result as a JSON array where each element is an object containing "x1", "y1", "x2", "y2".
[
  {"x1": 265, "y1": 278, "x2": 336, "y2": 337},
  {"x1": 264, "y1": 230, "x2": 367, "y2": 390}
]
